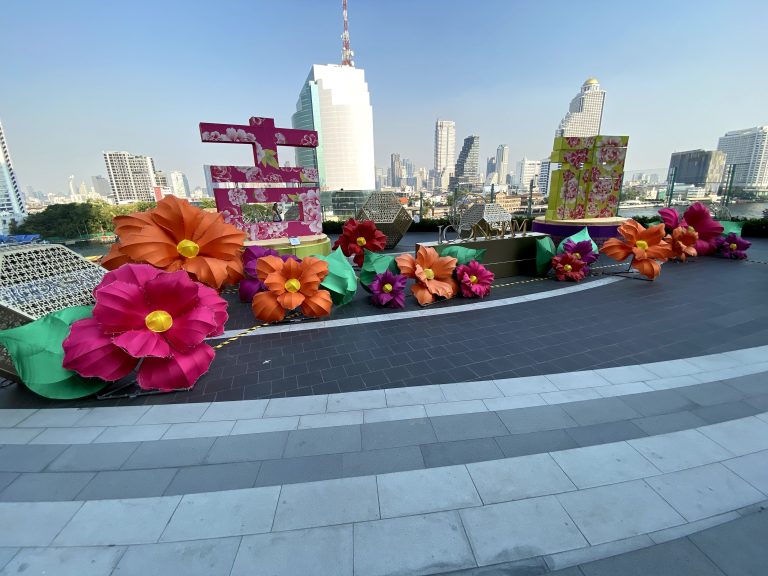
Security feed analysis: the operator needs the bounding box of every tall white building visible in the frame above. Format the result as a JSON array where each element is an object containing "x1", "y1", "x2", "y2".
[
  {"x1": 434, "y1": 119, "x2": 456, "y2": 190},
  {"x1": 103, "y1": 151, "x2": 158, "y2": 203},
  {"x1": 516, "y1": 157, "x2": 542, "y2": 191},
  {"x1": 169, "y1": 170, "x2": 190, "y2": 198},
  {"x1": 556, "y1": 78, "x2": 606, "y2": 137},
  {"x1": 292, "y1": 64, "x2": 375, "y2": 191},
  {"x1": 716, "y1": 126, "x2": 768, "y2": 190},
  {"x1": 495, "y1": 144, "x2": 509, "y2": 185},
  {"x1": 0, "y1": 119, "x2": 26, "y2": 235}
]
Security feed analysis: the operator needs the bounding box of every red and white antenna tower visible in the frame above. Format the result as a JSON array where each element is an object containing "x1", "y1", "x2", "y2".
[{"x1": 341, "y1": 0, "x2": 354, "y2": 67}]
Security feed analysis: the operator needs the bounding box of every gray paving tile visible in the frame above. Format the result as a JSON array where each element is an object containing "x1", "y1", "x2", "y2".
[
  {"x1": 426, "y1": 400, "x2": 488, "y2": 417},
  {"x1": 594, "y1": 365, "x2": 657, "y2": 385},
  {"x1": 47, "y1": 442, "x2": 140, "y2": 472},
  {"x1": 689, "y1": 510, "x2": 768, "y2": 576},
  {"x1": 551, "y1": 442, "x2": 660, "y2": 489},
  {"x1": 30, "y1": 427, "x2": 106, "y2": 444},
  {"x1": 629, "y1": 430, "x2": 734, "y2": 473},
  {"x1": 495, "y1": 429, "x2": 578, "y2": 458},
  {"x1": 0, "y1": 444, "x2": 66, "y2": 472},
  {"x1": 164, "y1": 462, "x2": 261, "y2": 495},
  {"x1": 299, "y1": 411, "x2": 363, "y2": 428},
  {"x1": 461, "y1": 496, "x2": 587, "y2": 565},
  {"x1": 232, "y1": 525, "x2": 353, "y2": 576},
  {"x1": 283, "y1": 425, "x2": 361, "y2": 457},
  {"x1": 0, "y1": 473, "x2": 17, "y2": 493},
  {"x1": 122, "y1": 437, "x2": 215, "y2": 469},
  {"x1": 0, "y1": 471, "x2": 94, "y2": 502},
  {"x1": 496, "y1": 405, "x2": 577, "y2": 434},
  {"x1": 162, "y1": 421, "x2": 234, "y2": 440},
  {"x1": 204, "y1": 431, "x2": 288, "y2": 463},
  {"x1": 199, "y1": 399, "x2": 268, "y2": 421},
  {"x1": 494, "y1": 375, "x2": 558, "y2": 395},
  {"x1": 565, "y1": 421, "x2": 647, "y2": 447},
  {"x1": 364, "y1": 404, "x2": 427, "y2": 423},
  {"x1": 632, "y1": 411, "x2": 708, "y2": 435},
  {"x1": 648, "y1": 511, "x2": 740, "y2": 544},
  {"x1": 430, "y1": 412, "x2": 509, "y2": 442},
  {"x1": 560, "y1": 397, "x2": 640, "y2": 426},
  {"x1": 725, "y1": 372, "x2": 768, "y2": 395},
  {"x1": 326, "y1": 389, "x2": 387, "y2": 412},
  {"x1": 272, "y1": 476, "x2": 379, "y2": 531},
  {"x1": 0, "y1": 408, "x2": 37, "y2": 427},
  {"x1": 547, "y1": 370, "x2": 611, "y2": 391},
  {"x1": 544, "y1": 535, "x2": 653, "y2": 572},
  {"x1": 746, "y1": 393, "x2": 768, "y2": 411},
  {"x1": 557, "y1": 480, "x2": 685, "y2": 545},
  {"x1": 378, "y1": 466, "x2": 481, "y2": 518},
  {"x1": 17, "y1": 408, "x2": 90, "y2": 427},
  {"x1": 421, "y1": 438, "x2": 504, "y2": 467},
  {"x1": 0, "y1": 548, "x2": 18, "y2": 572},
  {"x1": 354, "y1": 511, "x2": 475, "y2": 576},
  {"x1": 264, "y1": 395, "x2": 328, "y2": 417},
  {"x1": 230, "y1": 416, "x2": 298, "y2": 434},
  {"x1": 136, "y1": 403, "x2": 210, "y2": 425},
  {"x1": 362, "y1": 417, "x2": 437, "y2": 450},
  {"x1": 698, "y1": 417, "x2": 768, "y2": 456},
  {"x1": 53, "y1": 496, "x2": 182, "y2": 546},
  {"x1": 724, "y1": 450, "x2": 768, "y2": 493},
  {"x1": 113, "y1": 538, "x2": 240, "y2": 576},
  {"x1": 0, "y1": 501, "x2": 82, "y2": 546},
  {"x1": 467, "y1": 453, "x2": 576, "y2": 504},
  {"x1": 578, "y1": 538, "x2": 725, "y2": 576},
  {"x1": 620, "y1": 389, "x2": 698, "y2": 417},
  {"x1": 385, "y1": 384, "x2": 445, "y2": 406},
  {"x1": 691, "y1": 401, "x2": 760, "y2": 424},
  {"x1": 1, "y1": 546, "x2": 125, "y2": 576},
  {"x1": 77, "y1": 469, "x2": 178, "y2": 500},
  {"x1": 94, "y1": 424, "x2": 170, "y2": 443},
  {"x1": 255, "y1": 454, "x2": 344, "y2": 486},
  {"x1": 438, "y1": 557, "x2": 553, "y2": 575},
  {"x1": 161, "y1": 486, "x2": 280, "y2": 540},
  {"x1": 646, "y1": 463, "x2": 765, "y2": 521},
  {"x1": 76, "y1": 406, "x2": 150, "y2": 426},
  {"x1": 342, "y1": 446, "x2": 424, "y2": 477},
  {"x1": 0, "y1": 427, "x2": 43, "y2": 444},
  {"x1": 440, "y1": 380, "x2": 502, "y2": 401},
  {"x1": 679, "y1": 381, "x2": 745, "y2": 406},
  {"x1": 643, "y1": 358, "x2": 702, "y2": 378}
]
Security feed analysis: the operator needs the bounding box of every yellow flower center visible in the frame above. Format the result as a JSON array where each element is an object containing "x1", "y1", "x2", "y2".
[
  {"x1": 573, "y1": 252, "x2": 581, "y2": 260},
  {"x1": 284, "y1": 278, "x2": 301, "y2": 293},
  {"x1": 563, "y1": 264, "x2": 572, "y2": 272},
  {"x1": 423, "y1": 268, "x2": 435, "y2": 280},
  {"x1": 356, "y1": 236, "x2": 367, "y2": 247},
  {"x1": 176, "y1": 239, "x2": 200, "y2": 258},
  {"x1": 729, "y1": 243, "x2": 737, "y2": 250},
  {"x1": 635, "y1": 240, "x2": 648, "y2": 250},
  {"x1": 145, "y1": 310, "x2": 173, "y2": 333},
  {"x1": 469, "y1": 275, "x2": 478, "y2": 284},
  {"x1": 687, "y1": 226, "x2": 695, "y2": 234},
  {"x1": 382, "y1": 283, "x2": 393, "y2": 293}
]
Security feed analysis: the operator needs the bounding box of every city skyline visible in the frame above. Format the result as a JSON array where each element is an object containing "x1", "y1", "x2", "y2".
[{"x1": 1, "y1": 0, "x2": 767, "y2": 195}]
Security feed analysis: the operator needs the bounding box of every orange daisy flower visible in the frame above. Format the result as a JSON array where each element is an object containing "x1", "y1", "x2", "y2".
[
  {"x1": 102, "y1": 196, "x2": 246, "y2": 290},
  {"x1": 601, "y1": 219, "x2": 673, "y2": 280},
  {"x1": 395, "y1": 246, "x2": 458, "y2": 306},
  {"x1": 667, "y1": 226, "x2": 698, "y2": 262},
  {"x1": 251, "y1": 256, "x2": 332, "y2": 323}
]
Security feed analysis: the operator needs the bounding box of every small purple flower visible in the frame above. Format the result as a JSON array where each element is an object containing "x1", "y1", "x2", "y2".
[
  {"x1": 562, "y1": 239, "x2": 598, "y2": 265},
  {"x1": 369, "y1": 270, "x2": 407, "y2": 308},
  {"x1": 243, "y1": 246, "x2": 301, "y2": 278},
  {"x1": 239, "y1": 278, "x2": 266, "y2": 303},
  {"x1": 715, "y1": 233, "x2": 751, "y2": 260}
]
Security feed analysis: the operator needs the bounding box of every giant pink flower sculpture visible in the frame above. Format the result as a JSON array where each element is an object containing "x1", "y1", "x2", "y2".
[
  {"x1": 63, "y1": 264, "x2": 227, "y2": 391},
  {"x1": 658, "y1": 203, "x2": 723, "y2": 256}
]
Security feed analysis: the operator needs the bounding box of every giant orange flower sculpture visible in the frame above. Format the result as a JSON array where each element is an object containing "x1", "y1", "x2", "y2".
[
  {"x1": 395, "y1": 246, "x2": 458, "y2": 306},
  {"x1": 601, "y1": 219, "x2": 672, "y2": 280},
  {"x1": 102, "y1": 196, "x2": 246, "y2": 290},
  {"x1": 667, "y1": 226, "x2": 698, "y2": 262},
  {"x1": 251, "y1": 256, "x2": 332, "y2": 322}
]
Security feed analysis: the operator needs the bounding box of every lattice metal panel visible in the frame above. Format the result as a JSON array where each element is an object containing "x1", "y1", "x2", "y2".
[
  {"x1": 355, "y1": 191, "x2": 413, "y2": 249},
  {"x1": 0, "y1": 244, "x2": 105, "y2": 324},
  {"x1": 460, "y1": 202, "x2": 512, "y2": 229}
]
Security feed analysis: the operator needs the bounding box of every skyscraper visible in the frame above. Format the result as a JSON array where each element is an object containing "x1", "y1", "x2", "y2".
[
  {"x1": 495, "y1": 145, "x2": 509, "y2": 185},
  {"x1": 668, "y1": 150, "x2": 726, "y2": 193},
  {"x1": 91, "y1": 175, "x2": 112, "y2": 199},
  {"x1": 434, "y1": 119, "x2": 456, "y2": 190},
  {"x1": 103, "y1": 151, "x2": 157, "y2": 203},
  {"x1": 716, "y1": 126, "x2": 768, "y2": 190},
  {"x1": 486, "y1": 157, "x2": 497, "y2": 183},
  {"x1": 390, "y1": 153, "x2": 402, "y2": 188},
  {"x1": 450, "y1": 135, "x2": 480, "y2": 190},
  {"x1": 0, "y1": 119, "x2": 26, "y2": 234},
  {"x1": 516, "y1": 157, "x2": 542, "y2": 192},
  {"x1": 555, "y1": 78, "x2": 606, "y2": 137},
  {"x1": 169, "y1": 170, "x2": 190, "y2": 198}
]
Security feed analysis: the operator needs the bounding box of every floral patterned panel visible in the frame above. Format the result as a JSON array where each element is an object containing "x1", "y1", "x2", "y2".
[
  {"x1": 546, "y1": 135, "x2": 629, "y2": 221},
  {"x1": 200, "y1": 116, "x2": 321, "y2": 240}
]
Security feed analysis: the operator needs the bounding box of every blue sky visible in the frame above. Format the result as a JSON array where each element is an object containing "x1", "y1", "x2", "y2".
[{"x1": 2, "y1": 0, "x2": 766, "y2": 194}]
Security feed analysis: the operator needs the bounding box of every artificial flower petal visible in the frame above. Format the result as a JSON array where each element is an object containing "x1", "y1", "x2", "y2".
[
  {"x1": 164, "y1": 307, "x2": 218, "y2": 351},
  {"x1": 92, "y1": 280, "x2": 150, "y2": 334},
  {"x1": 137, "y1": 344, "x2": 215, "y2": 391},
  {"x1": 300, "y1": 290, "x2": 333, "y2": 318},
  {"x1": 252, "y1": 291, "x2": 286, "y2": 323},
  {"x1": 62, "y1": 317, "x2": 137, "y2": 382},
  {"x1": 113, "y1": 329, "x2": 172, "y2": 358},
  {"x1": 142, "y1": 269, "x2": 199, "y2": 318}
]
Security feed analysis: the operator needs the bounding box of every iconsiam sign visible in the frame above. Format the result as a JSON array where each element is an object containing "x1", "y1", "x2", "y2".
[{"x1": 546, "y1": 135, "x2": 629, "y2": 221}]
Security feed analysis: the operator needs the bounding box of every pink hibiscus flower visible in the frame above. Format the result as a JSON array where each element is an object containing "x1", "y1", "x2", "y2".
[{"x1": 456, "y1": 260, "x2": 494, "y2": 298}]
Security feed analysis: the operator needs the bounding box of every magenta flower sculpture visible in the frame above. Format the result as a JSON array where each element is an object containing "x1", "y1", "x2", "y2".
[
  {"x1": 551, "y1": 253, "x2": 588, "y2": 281},
  {"x1": 369, "y1": 270, "x2": 407, "y2": 308},
  {"x1": 658, "y1": 208, "x2": 680, "y2": 232},
  {"x1": 682, "y1": 203, "x2": 724, "y2": 256},
  {"x1": 562, "y1": 239, "x2": 599, "y2": 266},
  {"x1": 63, "y1": 264, "x2": 227, "y2": 391},
  {"x1": 715, "y1": 233, "x2": 751, "y2": 260},
  {"x1": 456, "y1": 260, "x2": 494, "y2": 298}
]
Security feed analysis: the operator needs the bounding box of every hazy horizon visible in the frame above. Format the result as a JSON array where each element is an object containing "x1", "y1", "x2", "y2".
[{"x1": 2, "y1": 0, "x2": 766, "y2": 195}]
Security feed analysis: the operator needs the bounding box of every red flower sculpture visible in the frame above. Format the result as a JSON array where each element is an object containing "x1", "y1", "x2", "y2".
[
  {"x1": 333, "y1": 219, "x2": 387, "y2": 267},
  {"x1": 456, "y1": 261, "x2": 494, "y2": 298},
  {"x1": 551, "y1": 253, "x2": 588, "y2": 281}
]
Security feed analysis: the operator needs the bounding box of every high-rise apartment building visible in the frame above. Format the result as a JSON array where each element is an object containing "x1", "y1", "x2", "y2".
[
  {"x1": 539, "y1": 159, "x2": 551, "y2": 196},
  {"x1": 516, "y1": 157, "x2": 542, "y2": 191},
  {"x1": 486, "y1": 157, "x2": 497, "y2": 183},
  {"x1": 668, "y1": 149, "x2": 726, "y2": 193},
  {"x1": 556, "y1": 78, "x2": 606, "y2": 137},
  {"x1": 390, "y1": 153, "x2": 402, "y2": 188},
  {"x1": 434, "y1": 119, "x2": 456, "y2": 190},
  {"x1": 716, "y1": 126, "x2": 768, "y2": 190},
  {"x1": 450, "y1": 135, "x2": 480, "y2": 190},
  {"x1": 0, "y1": 119, "x2": 26, "y2": 234},
  {"x1": 291, "y1": 64, "x2": 375, "y2": 191},
  {"x1": 495, "y1": 145, "x2": 509, "y2": 186},
  {"x1": 169, "y1": 170, "x2": 190, "y2": 198},
  {"x1": 91, "y1": 175, "x2": 112, "y2": 199},
  {"x1": 103, "y1": 151, "x2": 158, "y2": 203}
]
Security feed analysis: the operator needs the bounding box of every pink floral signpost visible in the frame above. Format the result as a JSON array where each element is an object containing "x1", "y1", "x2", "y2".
[
  {"x1": 545, "y1": 135, "x2": 629, "y2": 221},
  {"x1": 199, "y1": 117, "x2": 322, "y2": 240}
]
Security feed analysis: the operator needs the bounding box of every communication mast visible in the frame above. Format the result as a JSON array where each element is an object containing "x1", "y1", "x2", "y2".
[{"x1": 341, "y1": 0, "x2": 354, "y2": 67}]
